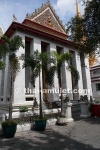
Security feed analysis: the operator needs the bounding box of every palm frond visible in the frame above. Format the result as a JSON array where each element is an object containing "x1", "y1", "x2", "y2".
[
  {"x1": 1, "y1": 35, "x2": 24, "y2": 53},
  {"x1": 69, "y1": 65, "x2": 80, "y2": 87},
  {"x1": 0, "y1": 61, "x2": 6, "y2": 70},
  {"x1": 45, "y1": 65, "x2": 57, "y2": 86},
  {"x1": 30, "y1": 68, "x2": 40, "y2": 87},
  {"x1": 9, "y1": 53, "x2": 20, "y2": 81}
]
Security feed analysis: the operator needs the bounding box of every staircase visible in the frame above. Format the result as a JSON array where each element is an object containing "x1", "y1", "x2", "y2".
[{"x1": 44, "y1": 101, "x2": 60, "y2": 109}]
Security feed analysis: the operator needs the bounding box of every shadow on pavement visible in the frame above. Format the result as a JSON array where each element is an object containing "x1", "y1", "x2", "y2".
[
  {"x1": 74, "y1": 116, "x2": 100, "y2": 125},
  {"x1": 0, "y1": 124, "x2": 99, "y2": 150}
]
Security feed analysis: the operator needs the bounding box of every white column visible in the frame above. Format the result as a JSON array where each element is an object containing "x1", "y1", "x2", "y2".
[
  {"x1": 63, "y1": 47, "x2": 73, "y2": 100},
  {"x1": 3, "y1": 55, "x2": 9, "y2": 104},
  {"x1": 0, "y1": 59, "x2": 3, "y2": 103},
  {"x1": 29, "y1": 39, "x2": 34, "y2": 90},
  {"x1": 13, "y1": 35, "x2": 25, "y2": 104},
  {"x1": 33, "y1": 37, "x2": 42, "y2": 103},
  {"x1": 49, "y1": 43, "x2": 59, "y2": 102},
  {"x1": 81, "y1": 54, "x2": 92, "y2": 99},
  {"x1": 74, "y1": 51, "x2": 83, "y2": 99}
]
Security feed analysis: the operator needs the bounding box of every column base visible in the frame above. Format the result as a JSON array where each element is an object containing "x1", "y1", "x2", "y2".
[
  {"x1": 80, "y1": 115, "x2": 90, "y2": 118},
  {"x1": 67, "y1": 118, "x2": 74, "y2": 122}
]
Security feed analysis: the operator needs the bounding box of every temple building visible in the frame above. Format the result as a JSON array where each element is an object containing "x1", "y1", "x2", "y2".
[{"x1": 0, "y1": 1, "x2": 92, "y2": 111}]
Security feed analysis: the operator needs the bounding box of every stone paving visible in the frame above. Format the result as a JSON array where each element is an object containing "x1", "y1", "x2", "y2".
[{"x1": 0, "y1": 117, "x2": 100, "y2": 150}]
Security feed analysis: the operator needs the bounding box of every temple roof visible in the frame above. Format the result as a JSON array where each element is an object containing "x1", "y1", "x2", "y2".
[
  {"x1": 25, "y1": 1, "x2": 66, "y2": 34},
  {"x1": 0, "y1": 1, "x2": 79, "y2": 49},
  {"x1": 0, "y1": 21, "x2": 78, "y2": 49}
]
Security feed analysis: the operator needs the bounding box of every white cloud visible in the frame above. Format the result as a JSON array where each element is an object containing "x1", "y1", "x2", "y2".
[
  {"x1": 54, "y1": 0, "x2": 85, "y2": 23},
  {"x1": 0, "y1": 0, "x2": 85, "y2": 31}
]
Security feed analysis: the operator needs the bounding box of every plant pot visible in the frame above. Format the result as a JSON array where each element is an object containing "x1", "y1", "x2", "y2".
[
  {"x1": 2, "y1": 124, "x2": 17, "y2": 138},
  {"x1": 57, "y1": 117, "x2": 68, "y2": 126},
  {"x1": 91, "y1": 104, "x2": 100, "y2": 117},
  {"x1": 35, "y1": 119, "x2": 47, "y2": 131}
]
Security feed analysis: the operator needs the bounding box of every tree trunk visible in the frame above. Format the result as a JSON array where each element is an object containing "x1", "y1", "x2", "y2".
[
  {"x1": 60, "y1": 67, "x2": 64, "y2": 117},
  {"x1": 9, "y1": 74, "x2": 13, "y2": 122},
  {"x1": 39, "y1": 68, "x2": 43, "y2": 119},
  {"x1": 60, "y1": 87, "x2": 64, "y2": 117}
]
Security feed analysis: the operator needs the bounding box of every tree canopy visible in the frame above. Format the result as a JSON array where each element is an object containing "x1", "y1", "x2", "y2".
[{"x1": 67, "y1": 0, "x2": 100, "y2": 56}]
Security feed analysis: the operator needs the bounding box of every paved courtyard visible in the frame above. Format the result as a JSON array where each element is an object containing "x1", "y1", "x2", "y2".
[{"x1": 0, "y1": 117, "x2": 100, "y2": 150}]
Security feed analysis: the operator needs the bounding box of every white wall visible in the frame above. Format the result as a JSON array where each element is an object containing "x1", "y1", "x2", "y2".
[{"x1": 0, "y1": 29, "x2": 93, "y2": 105}]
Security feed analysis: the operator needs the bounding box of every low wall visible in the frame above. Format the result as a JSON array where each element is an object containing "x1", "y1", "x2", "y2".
[
  {"x1": 0, "y1": 109, "x2": 60, "y2": 136},
  {"x1": 0, "y1": 103, "x2": 81, "y2": 136}
]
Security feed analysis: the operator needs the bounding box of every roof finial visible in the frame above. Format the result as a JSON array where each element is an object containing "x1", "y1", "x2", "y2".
[
  {"x1": 35, "y1": 9, "x2": 37, "y2": 13},
  {"x1": 76, "y1": 0, "x2": 81, "y2": 17},
  {"x1": 26, "y1": 13, "x2": 29, "y2": 18},
  {"x1": 13, "y1": 14, "x2": 18, "y2": 22}
]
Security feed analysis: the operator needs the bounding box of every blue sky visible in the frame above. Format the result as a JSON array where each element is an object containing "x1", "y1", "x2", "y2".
[{"x1": 0, "y1": 0, "x2": 84, "y2": 32}]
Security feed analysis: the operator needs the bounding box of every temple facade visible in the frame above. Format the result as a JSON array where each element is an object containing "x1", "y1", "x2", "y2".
[{"x1": 0, "y1": 1, "x2": 92, "y2": 109}]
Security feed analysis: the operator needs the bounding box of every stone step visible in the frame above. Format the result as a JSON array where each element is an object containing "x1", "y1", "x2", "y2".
[{"x1": 44, "y1": 102, "x2": 60, "y2": 109}]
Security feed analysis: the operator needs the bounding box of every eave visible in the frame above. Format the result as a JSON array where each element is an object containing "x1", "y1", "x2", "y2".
[
  {"x1": 0, "y1": 21, "x2": 79, "y2": 49},
  {"x1": 22, "y1": 19, "x2": 68, "y2": 40}
]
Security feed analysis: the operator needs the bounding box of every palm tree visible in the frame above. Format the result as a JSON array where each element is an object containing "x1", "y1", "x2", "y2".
[
  {"x1": 52, "y1": 51, "x2": 80, "y2": 117},
  {"x1": 0, "y1": 36, "x2": 24, "y2": 122},
  {"x1": 22, "y1": 50, "x2": 79, "y2": 118},
  {"x1": 21, "y1": 50, "x2": 56, "y2": 119},
  {"x1": 0, "y1": 39, "x2": 10, "y2": 70}
]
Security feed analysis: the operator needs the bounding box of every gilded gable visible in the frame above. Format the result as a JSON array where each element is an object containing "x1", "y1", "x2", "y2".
[
  {"x1": 26, "y1": 1, "x2": 66, "y2": 34},
  {"x1": 31, "y1": 8, "x2": 65, "y2": 34}
]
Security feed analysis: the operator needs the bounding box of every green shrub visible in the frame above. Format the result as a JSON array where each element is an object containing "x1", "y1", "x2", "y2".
[
  {"x1": 35, "y1": 118, "x2": 47, "y2": 121},
  {"x1": 94, "y1": 100, "x2": 100, "y2": 104},
  {"x1": 19, "y1": 106, "x2": 28, "y2": 112},
  {"x1": 2, "y1": 120, "x2": 17, "y2": 127}
]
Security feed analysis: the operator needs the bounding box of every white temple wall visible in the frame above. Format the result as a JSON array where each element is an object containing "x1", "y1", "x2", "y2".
[
  {"x1": 49, "y1": 42, "x2": 59, "y2": 102},
  {"x1": 3, "y1": 55, "x2": 9, "y2": 104},
  {"x1": 82, "y1": 54, "x2": 92, "y2": 98},
  {"x1": 0, "y1": 58, "x2": 4, "y2": 104},
  {"x1": 63, "y1": 47, "x2": 73, "y2": 99},
  {"x1": 0, "y1": 30, "x2": 93, "y2": 105},
  {"x1": 80, "y1": 53, "x2": 92, "y2": 99},
  {"x1": 33, "y1": 37, "x2": 43, "y2": 104},
  {"x1": 74, "y1": 51, "x2": 83, "y2": 99},
  {"x1": 11, "y1": 32, "x2": 26, "y2": 104}
]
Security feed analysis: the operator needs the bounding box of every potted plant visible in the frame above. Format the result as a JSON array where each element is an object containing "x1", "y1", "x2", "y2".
[
  {"x1": 0, "y1": 35, "x2": 24, "y2": 138},
  {"x1": 19, "y1": 106, "x2": 28, "y2": 112},
  {"x1": 52, "y1": 51, "x2": 79, "y2": 125},
  {"x1": 1, "y1": 120, "x2": 17, "y2": 138},
  {"x1": 21, "y1": 50, "x2": 56, "y2": 130}
]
